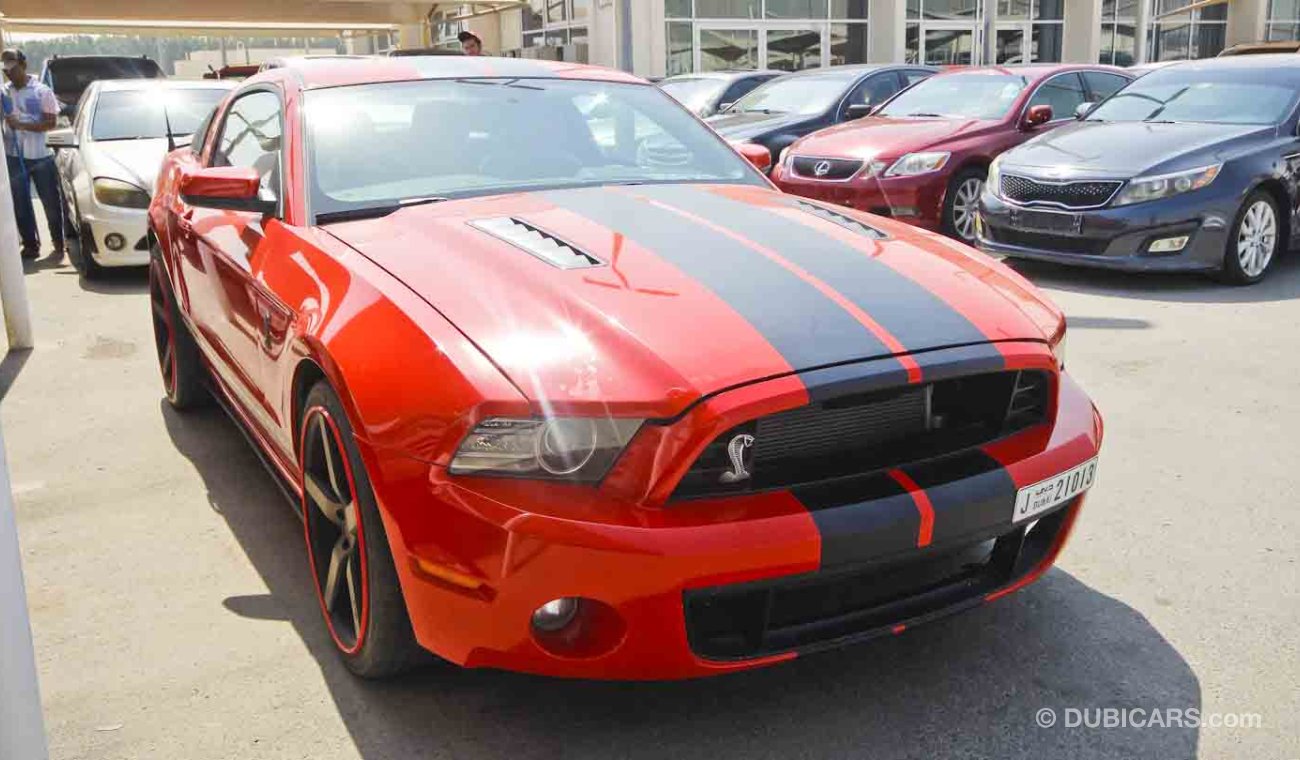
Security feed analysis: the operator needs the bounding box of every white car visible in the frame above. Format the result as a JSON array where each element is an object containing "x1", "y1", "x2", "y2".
[{"x1": 46, "y1": 78, "x2": 234, "y2": 276}]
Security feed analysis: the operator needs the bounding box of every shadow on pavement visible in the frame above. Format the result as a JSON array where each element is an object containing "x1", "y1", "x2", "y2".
[
  {"x1": 62, "y1": 266, "x2": 150, "y2": 295},
  {"x1": 0, "y1": 348, "x2": 32, "y2": 401},
  {"x1": 1007, "y1": 251, "x2": 1300, "y2": 304},
  {"x1": 162, "y1": 402, "x2": 1201, "y2": 760}
]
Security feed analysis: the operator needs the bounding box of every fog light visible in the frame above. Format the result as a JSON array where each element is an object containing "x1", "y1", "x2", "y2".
[
  {"x1": 104, "y1": 233, "x2": 126, "y2": 251},
  {"x1": 1148, "y1": 235, "x2": 1188, "y2": 253},
  {"x1": 531, "y1": 597, "x2": 581, "y2": 632}
]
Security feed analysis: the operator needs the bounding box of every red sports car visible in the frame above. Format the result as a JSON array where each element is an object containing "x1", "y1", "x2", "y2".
[
  {"x1": 771, "y1": 64, "x2": 1133, "y2": 243},
  {"x1": 148, "y1": 57, "x2": 1102, "y2": 680}
]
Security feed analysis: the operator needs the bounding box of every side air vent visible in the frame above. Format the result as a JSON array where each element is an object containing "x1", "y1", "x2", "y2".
[
  {"x1": 470, "y1": 217, "x2": 602, "y2": 270},
  {"x1": 1004, "y1": 370, "x2": 1049, "y2": 431},
  {"x1": 793, "y1": 200, "x2": 888, "y2": 240}
]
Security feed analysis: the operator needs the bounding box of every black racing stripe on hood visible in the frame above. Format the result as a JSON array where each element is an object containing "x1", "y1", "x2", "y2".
[
  {"x1": 793, "y1": 473, "x2": 921, "y2": 569},
  {"x1": 637, "y1": 185, "x2": 995, "y2": 355},
  {"x1": 541, "y1": 187, "x2": 905, "y2": 374},
  {"x1": 900, "y1": 451, "x2": 1017, "y2": 545}
]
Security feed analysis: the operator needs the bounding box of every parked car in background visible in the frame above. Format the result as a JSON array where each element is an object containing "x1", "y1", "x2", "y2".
[
  {"x1": 658, "y1": 70, "x2": 782, "y2": 117},
  {"x1": 705, "y1": 64, "x2": 937, "y2": 168},
  {"x1": 772, "y1": 65, "x2": 1132, "y2": 243},
  {"x1": 1218, "y1": 40, "x2": 1300, "y2": 56},
  {"x1": 47, "y1": 79, "x2": 235, "y2": 277},
  {"x1": 978, "y1": 55, "x2": 1300, "y2": 284},
  {"x1": 40, "y1": 55, "x2": 165, "y2": 120},
  {"x1": 1126, "y1": 59, "x2": 1188, "y2": 77},
  {"x1": 203, "y1": 64, "x2": 261, "y2": 80},
  {"x1": 148, "y1": 56, "x2": 1099, "y2": 680}
]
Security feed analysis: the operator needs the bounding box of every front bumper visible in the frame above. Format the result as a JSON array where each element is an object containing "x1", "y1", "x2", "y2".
[
  {"x1": 82, "y1": 203, "x2": 150, "y2": 267},
  {"x1": 373, "y1": 345, "x2": 1102, "y2": 679},
  {"x1": 772, "y1": 164, "x2": 947, "y2": 231},
  {"x1": 976, "y1": 184, "x2": 1242, "y2": 272}
]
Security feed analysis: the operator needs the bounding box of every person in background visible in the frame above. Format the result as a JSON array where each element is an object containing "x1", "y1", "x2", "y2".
[
  {"x1": 458, "y1": 31, "x2": 484, "y2": 56},
  {"x1": 2, "y1": 48, "x2": 63, "y2": 260}
]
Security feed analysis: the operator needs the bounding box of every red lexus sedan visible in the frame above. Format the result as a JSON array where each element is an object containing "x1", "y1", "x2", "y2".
[
  {"x1": 772, "y1": 64, "x2": 1133, "y2": 243},
  {"x1": 148, "y1": 57, "x2": 1102, "y2": 680}
]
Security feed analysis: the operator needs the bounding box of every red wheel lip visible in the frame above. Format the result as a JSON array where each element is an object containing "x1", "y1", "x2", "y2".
[
  {"x1": 299, "y1": 405, "x2": 372, "y2": 656},
  {"x1": 149, "y1": 262, "x2": 178, "y2": 398}
]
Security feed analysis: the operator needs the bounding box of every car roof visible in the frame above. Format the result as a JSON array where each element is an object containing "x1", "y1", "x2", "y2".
[
  {"x1": 94, "y1": 78, "x2": 235, "y2": 92},
  {"x1": 661, "y1": 70, "x2": 781, "y2": 81},
  {"x1": 930, "y1": 63, "x2": 1127, "y2": 81},
  {"x1": 1170, "y1": 52, "x2": 1300, "y2": 75},
  {"x1": 273, "y1": 55, "x2": 646, "y2": 90}
]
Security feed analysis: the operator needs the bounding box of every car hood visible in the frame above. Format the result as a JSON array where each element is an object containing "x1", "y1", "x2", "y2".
[
  {"x1": 325, "y1": 184, "x2": 1058, "y2": 415},
  {"x1": 791, "y1": 116, "x2": 1002, "y2": 160},
  {"x1": 706, "y1": 110, "x2": 812, "y2": 140},
  {"x1": 1001, "y1": 121, "x2": 1273, "y2": 177},
  {"x1": 84, "y1": 138, "x2": 169, "y2": 194}
]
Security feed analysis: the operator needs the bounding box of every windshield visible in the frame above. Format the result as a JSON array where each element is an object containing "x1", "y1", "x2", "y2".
[
  {"x1": 878, "y1": 72, "x2": 1028, "y2": 119},
  {"x1": 47, "y1": 58, "x2": 164, "y2": 98},
  {"x1": 729, "y1": 70, "x2": 859, "y2": 115},
  {"x1": 305, "y1": 78, "x2": 764, "y2": 217},
  {"x1": 91, "y1": 88, "x2": 230, "y2": 141},
  {"x1": 1086, "y1": 71, "x2": 1297, "y2": 125},
  {"x1": 659, "y1": 77, "x2": 726, "y2": 114}
]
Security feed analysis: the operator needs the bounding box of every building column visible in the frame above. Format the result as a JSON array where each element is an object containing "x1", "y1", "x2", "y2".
[
  {"x1": 982, "y1": 0, "x2": 998, "y2": 65},
  {"x1": 1134, "y1": 0, "x2": 1150, "y2": 62},
  {"x1": 1062, "y1": 0, "x2": 1103, "y2": 62},
  {"x1": 343, "y1": 31, "x2": 375, "y2": 55},
  {"x1": 1227, "y1": 0, "x2": 1270, "y2": 46},
  {"x1": 397, "y1": 23, "x2": 427, "y2": 48},
  {"x1": 869, "y1": 0, "x2": 908, "y2": 62}
]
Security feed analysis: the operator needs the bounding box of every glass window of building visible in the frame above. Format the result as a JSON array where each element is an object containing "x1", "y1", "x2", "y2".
[
  {"x1": 1267, "y1": 0, "x2": 1300, "y2": 39},
  {"x1": 664, "y1": 1, "x2": 869, "y2": 74},
  {"x1": 521, "y1": 0, "x2": 590, "y2": 53},
  {"x1": 431, "y1": 6, "x2": 468, "y2": 51},
  {"x1": 992, "y1": 0, "x2": 1063, "y2": 64},
  {"x1": 1148, "y1": 0, "x2": 1227, "y2": 59},
  {"x1": 1099, "y1": 0, "x2": 1138, "y2": 65}
]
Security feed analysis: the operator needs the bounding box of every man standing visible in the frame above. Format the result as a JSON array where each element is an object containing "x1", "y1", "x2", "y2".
[
  {"x1": 458, "y1": 31, "x2": 484, "y2": 56},
  {"x1": 2, "y1": 49, "x2": 63, "y2": 260}
]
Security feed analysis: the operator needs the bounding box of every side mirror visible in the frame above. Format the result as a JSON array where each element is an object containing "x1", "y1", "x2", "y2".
[
  {"x1": 1022, "y1": 104, "x2": 1053, "y2": 129},
  {"x1": 46, "y1": 128, "x2": 77, "y2": 150},
  {"x1": 846, "y1": 103, "x2": 875, "y2": 120},
  {"x1": 1074, "y1": 102, "x2": 1094, "y2": 120},
  {"x1": 180, "y1": 166, "x2": 274, "y2": 214},
  {"x1": 735, "y1": 142, "x2": 772, "y2": 173}
]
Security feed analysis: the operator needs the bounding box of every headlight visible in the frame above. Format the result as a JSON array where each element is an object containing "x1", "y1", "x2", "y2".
[
  {"x1": 885, "y1": 151, "x2": 951, "y2": 177},
  {"x1": 1051, "y1": 326, "x2": 1067, "y2": 370},
  {"x1": 986, "y1": 156, "x2": 1004, "y2": 197},
  {"x1": 777, "y1": 146, "x2": 791, "y2": 171},
  {"x1": 449, "y1": 417, "x2": 642, "y2": 482},
  {"x1": 93, "y1": 177, "x2": 151, "y2": 209},
  {"x1": 1112, "y1": 164, "x2": 1221, "y2": 207}
]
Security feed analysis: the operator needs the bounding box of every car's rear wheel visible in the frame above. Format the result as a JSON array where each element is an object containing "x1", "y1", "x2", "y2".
[
  {"x1": 1222, "y1": 190, "x2": 1280, "y2": 285},
  {"x1": 943, "y1": 167, "x2": 985, "y2": 243},
  {"x1": 299, "y1": 381, "x2": 427, "y2": 678},
  {"x1": 148, "y1": 257, "x2": 206, "y2": 410}
]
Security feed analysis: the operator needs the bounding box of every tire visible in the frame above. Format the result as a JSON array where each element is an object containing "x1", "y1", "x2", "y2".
[
  {"x1": 299, "y1": 381, "x2": 428, "y2": 678},
  {"x1": 1220, "y1": 190, "x2": 1281, "y2": 285},
  {"x1": 942, "y1": 166, "x2": 987, "y2": 244},
  {"x1": 148, "y1": 255, "x2": 207, "y2": 410},
  {"x1": 70, "y1": 204, "x2": 105, "y2": 279}
]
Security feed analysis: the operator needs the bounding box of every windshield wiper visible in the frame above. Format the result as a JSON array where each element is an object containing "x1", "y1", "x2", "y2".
[
  {"x1": 1142, "y1": 119, "x2": 1178, "y2": 124},
  {"x1": 904, "y1": 112, "x2": 945, "y2": 117},
  {"x1": 315, "y1": 196, "x2": 450, "y2": 225}
]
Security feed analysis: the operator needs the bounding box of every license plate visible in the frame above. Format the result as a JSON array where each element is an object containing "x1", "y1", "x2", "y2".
[
  {"x1": 1012, "y1": 458, "x2": 1098, "y2": 523},
  {"x1": 1009, "y1": 208, "x2": 1081, "y2": 234}
]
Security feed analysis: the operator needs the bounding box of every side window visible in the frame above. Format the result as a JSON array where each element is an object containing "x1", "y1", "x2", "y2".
[
  {"x1": 903, "y1": 70, "x2": 932, "y2": 87},
  {"x1": 843, "y1": 73, "x2": 901, "y2": 116},
  {"x1": 721, "y1": 77, "x2": 764, "y2": 107},
  {"x1": 210, "y1": 90, "x2": 283, "y2": 203},
  {"x1": 190, "y1": 106, "x2": 219, "y2": 157},
  {"x1": 1026, "y1": 73, "x2": 1086, "y2": 121},
  {"x1": 1082, "y1": 72, "x2": 1130, "y2": 103}
]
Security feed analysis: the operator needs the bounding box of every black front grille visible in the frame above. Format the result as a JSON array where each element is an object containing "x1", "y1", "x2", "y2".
[
  {"x1": 1001, "y1": 174, "x2": 1121, "y2": 209},
  {"x1": 684, "y1": 505, "x2": 1073, "y2": 660},
  {"x1": 792, "y1": 156, "x2": 863, "y2": 180},
  {"x1": 988, "y1": 225, "x2": 1109, "y2": 255},
  {"x1": 672, "y1": 370, "x2": 1050, "y2": 500}
]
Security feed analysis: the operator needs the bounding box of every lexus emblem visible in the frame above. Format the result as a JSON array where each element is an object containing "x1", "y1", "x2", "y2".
[
  {"x1": 720, "y1": 434, "x2": 755, "y2": 484},
  {"x1": 813, "y1": 160, "x2": 833, "y2": 177}
]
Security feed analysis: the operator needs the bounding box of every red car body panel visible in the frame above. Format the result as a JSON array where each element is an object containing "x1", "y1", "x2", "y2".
[
  {"x1": 772, "y1": 65, "x2": 1131, "y2": 232},
  {"x1": 149, "y1": 58, "x2": 1102, "y2": 679}
]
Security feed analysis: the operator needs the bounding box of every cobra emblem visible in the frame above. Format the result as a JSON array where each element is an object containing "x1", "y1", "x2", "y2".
[
  {"x1": 813, "y1": 160, "x2": 833, "y2": 177},
  {"x1": 719, "y1": 433, "x2": 755, "y2": 484}
]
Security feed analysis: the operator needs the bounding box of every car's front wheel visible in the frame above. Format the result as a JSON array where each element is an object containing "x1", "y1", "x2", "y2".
[
  {"x1": 148, "y1": 257, "x2": 206, "y2": 410},
  {"x1": 299, "y1": 381, "x2": 428, "y2": 678},
  {"x1": 68, "y1": 200, "x2": 104, "y2": 279},
  {"x1": 1222, "y1": 190, "x2": 1281, "y2": 285},
  {"x1": 943, "y1": 167, "x2": 986, "y2": 244}
]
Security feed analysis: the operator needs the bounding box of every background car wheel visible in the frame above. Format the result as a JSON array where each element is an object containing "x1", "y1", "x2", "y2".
[
  {"x1": 943, "y1": 167, "x2": 986, "y2": 243},
  {"x1": 148, "y1": 257, "x2": 206, "y2": 410},
  {"x1": 1221, "y1": 190, "x2": 1281, "y2": 285},
  {"x1": 299, "y1": 381, "x2": 428, "y2": 678}
]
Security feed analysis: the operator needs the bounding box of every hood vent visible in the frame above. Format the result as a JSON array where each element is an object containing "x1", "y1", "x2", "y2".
[
  {"x1": 793, "y1": 200, "x2": 888, "y2": 240},
  {"x1": 469, "y1": 217, "x2": 602, "y2": 270}
]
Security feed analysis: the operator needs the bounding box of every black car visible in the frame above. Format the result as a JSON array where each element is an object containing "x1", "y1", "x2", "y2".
[
  {"x1": 40, "y1": 55, "x2": 165, "y2": 120},
  {"x1": 659, "y1": 70, "x2": 782, "y2": 118},
  {"x1": 705, "y1": 64, "x2": 937, "y2": 165},
  {"x1": 978, "y1": 55, "x2": 1300, "y2": 284}
]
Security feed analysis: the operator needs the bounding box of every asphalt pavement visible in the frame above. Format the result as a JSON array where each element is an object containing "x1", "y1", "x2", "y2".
[{"x1": 3, "y1": 242, "x2": 1297, "y2": 759}]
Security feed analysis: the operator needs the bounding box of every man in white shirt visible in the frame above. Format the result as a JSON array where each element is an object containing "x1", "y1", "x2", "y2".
[{"x1": 2, "y1": 48, "x2": 64, "y2": 259}]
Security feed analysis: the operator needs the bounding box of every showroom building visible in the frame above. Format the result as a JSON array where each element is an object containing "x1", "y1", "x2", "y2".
[{"x1": 437, "y1": 0, "x2": 1294, "y2": 75}]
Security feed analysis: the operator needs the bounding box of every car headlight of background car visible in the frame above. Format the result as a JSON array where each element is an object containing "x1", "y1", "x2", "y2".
[
  {"x1": 885, "y1": 151, "x2": 950, "y2": 177},
  {"x1": 449, "y1": 417, "x2": 642, "y2": 482},
  {"x1": 92, "y1": 177, "x2": 151, "y2": 210},
  {"x1": 1112, "y1": 164, "x2": 1221, "y2": 207},
  {"x1": 986, "y1": 155, "x2": 1004, "y2": 197}
]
